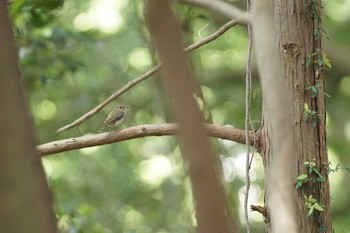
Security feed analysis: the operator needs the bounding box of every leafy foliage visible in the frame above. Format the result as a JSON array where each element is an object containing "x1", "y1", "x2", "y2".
[{"x1": 9, "y1": 0, "x2": 350, "y2": 232}]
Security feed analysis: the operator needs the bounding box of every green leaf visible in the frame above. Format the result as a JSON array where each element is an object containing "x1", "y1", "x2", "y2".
[
  {"x1": 295, "y1": 181, "x2": 302, "y2": 189},
  {"x1": 311, "y1": 50, "x2": 319, "y2": 57},
  {"x1": 309, "y1": 196, "x2": 317, "y2": 203},
  {"x1": 297, "y1": 174, "x2": 308, "y2": 181},
  {"x1": 312, "y1": 168, "x2": 323, "y2": 177},
  {"x1": 317, "y1": 177, "x2": 325, "y2": 182},
  {"x1": 309, "y1": 166, "x2": 313, "y2": 174},
  {"x1": 314, "y1": 15, "x2": 321, "y2": 23},
  {"x1": 317, "y1": 226, "x2": 328, "y2": 232},
  {"x1": 304, "y1": 103, "x2": 310, "y2": 113},
  {"x1": 314, "y1": 28, "x2": 321, "y2": 38},
  {"x1": 311, "y1": 7, "x2": 316, "y2": 15},
  {"x1": 310, "y1": 86, "x2": 318, "y2": 97},
  {"x1": 311, "y1": 92, "x2": 318, "y2": 98},
  {"x1": 306, "y1": 57, "x2": 312, "y2": 67},
  {"x1": 307, "y1": 206, "x2": 314, "y2": 218},
  {"x1": 322, "y1": 52, "x2": 332, "y2": 69},
  {"x1": 314, "y1": 203, "x2": 324, "y2": 211}
]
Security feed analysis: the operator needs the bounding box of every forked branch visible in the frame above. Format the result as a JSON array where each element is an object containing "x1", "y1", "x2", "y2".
[{"x1": 56, "y1": 19, "x2": 239, "y2": 133}]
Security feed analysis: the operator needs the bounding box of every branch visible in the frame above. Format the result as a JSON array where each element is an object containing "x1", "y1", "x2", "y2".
[
  {"x1": 244, "y1": 0, "x2": 253, "y2": 231},
  {"x1": 178, "y1": 0, "x2": 251, "y2": 24},
  {"x1": 250, "y1": 205, "x2": 269, "y2": 222},
  {"x1": 56, "y1": 19, "x2": 239, "y2": 133},
  {"x1": 39, "y1": 123, "x2": 257, "y2": 156}
]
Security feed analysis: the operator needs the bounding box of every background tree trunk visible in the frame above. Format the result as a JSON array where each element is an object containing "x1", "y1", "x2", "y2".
[{"x1": 261, "y1": 0, "x2": 331, "y2": 232}]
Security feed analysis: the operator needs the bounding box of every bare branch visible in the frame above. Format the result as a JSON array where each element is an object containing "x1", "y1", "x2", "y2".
[
  {"x1": 178, "y1": 0, "x2": 251, "y2": 24},
  {"x1": 244, "y1": 0, "x2": 253, "y2": 231},
  {"x1": 39, "y1": 123, "x2": 257, "y2": 156},
  {"x1": 55, "y1": 64, "x2": 161, "y2": 133},
  {"x1": 56, "y1": 19, "x2": 239, "y2": 133},
  {"x1": 250, "y1": 205, "x2": 268, "y2": 220},
  {"x1": 184, "y1": 19, "x2": 238, "y2": 52}
]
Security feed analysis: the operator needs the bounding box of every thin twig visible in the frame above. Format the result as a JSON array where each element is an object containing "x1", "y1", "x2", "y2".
[
  {"x1": 39, "y1": 123, "x2": 257, "y2": 156},
  {"x1": 244, "y1": 0, "x2": 253, "y2": 232},
  {"x1": 56, "y1": 19, "x2": 239, "y2": 133}
]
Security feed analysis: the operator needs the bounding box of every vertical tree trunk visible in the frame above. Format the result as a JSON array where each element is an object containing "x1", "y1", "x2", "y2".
[
  {"x1": 261, "y1": 0, "x2": 331, "y2": 232},
  {"x1": 0, "y1": 3, "x2": 57, "y2": 233}
]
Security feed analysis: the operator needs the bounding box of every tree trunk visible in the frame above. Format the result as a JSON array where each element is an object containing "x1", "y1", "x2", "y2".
[
  {"x1": 260, "y1": 0, "x2": 331, "y2": 232},
  {"x1": 0, "y1": 3, "x2": 57, "y2": 233}
]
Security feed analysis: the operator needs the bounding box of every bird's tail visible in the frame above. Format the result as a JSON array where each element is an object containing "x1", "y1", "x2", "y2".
[{"x1": 98, "y1": 123, "x2": 107, "y2": 133}]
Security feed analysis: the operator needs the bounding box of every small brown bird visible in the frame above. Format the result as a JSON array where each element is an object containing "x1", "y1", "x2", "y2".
[{"x1": 101, "y1": 105, "x2": 128, "y2": 131}]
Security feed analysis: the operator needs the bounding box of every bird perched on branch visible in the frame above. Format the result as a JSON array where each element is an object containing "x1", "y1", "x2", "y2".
[{"x1": 100, "y1": 105, "x2": 128, "y2": 132}]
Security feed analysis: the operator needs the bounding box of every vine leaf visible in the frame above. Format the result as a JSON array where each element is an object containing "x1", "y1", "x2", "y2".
[
  {"x1": 314, "y1": 203, "x2": 325, "y2": 212},
  {"x1": 297, "y1": 174, "x2": 308, "y2": 180},
  {"x1": 322, "y1": 52, "x2": 331, "y2": 69}
]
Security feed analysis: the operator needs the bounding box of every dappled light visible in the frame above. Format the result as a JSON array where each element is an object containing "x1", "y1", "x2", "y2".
[
  {"x1": 36, "y1": 100, "x2": 57, "y2": 120},
  {"x1": 3, "y1": 0, "x2": 350, "y2": 232},
  {"x1": 339, "y1": 76, "x2": 350, "y2": 96},
  {"x1": 138, "y1": 155, "x2": 173, "y2": 187},
  {"x1": 73, "y1": 0, "x2": 125, "y2": 33}
]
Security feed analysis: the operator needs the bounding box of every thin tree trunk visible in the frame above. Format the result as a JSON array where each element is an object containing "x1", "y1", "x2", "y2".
[
  {"x1": 146, "y1": 1, "x2": 235, "y2": 232},
  {"x1": 261, "y1": 0, "x2": 331, "y2": 232}
]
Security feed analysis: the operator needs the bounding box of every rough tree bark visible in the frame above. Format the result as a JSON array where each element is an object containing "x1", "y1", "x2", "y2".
[{"x1": 259, "y1": 0, "x2": 331, "y2": 232}]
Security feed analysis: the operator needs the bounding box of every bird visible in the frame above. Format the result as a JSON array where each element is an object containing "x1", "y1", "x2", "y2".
[{"x1": 100, "y1": 105, "x2": 128, "y2": 132}]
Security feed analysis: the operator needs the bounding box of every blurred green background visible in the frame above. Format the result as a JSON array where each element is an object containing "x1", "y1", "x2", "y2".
[{"x1": 9, "y1": 0, "x2": 350, "y2": 232}]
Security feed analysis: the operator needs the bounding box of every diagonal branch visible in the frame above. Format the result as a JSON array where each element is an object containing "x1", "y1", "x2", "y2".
[
  {"x1": 178, "y1": 0, "x2": 251, "y2": 24},
  {"x1": 39, "y1": 123, "x2": 257, "y2": 156},
  {"x1": 56, "y1": 19, "x2": 239, "y2": 133}
]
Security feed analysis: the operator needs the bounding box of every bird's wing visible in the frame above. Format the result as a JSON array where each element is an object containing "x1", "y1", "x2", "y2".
[{"x1": 104, "y1": 111, "x2": 124, "y2": 125}]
